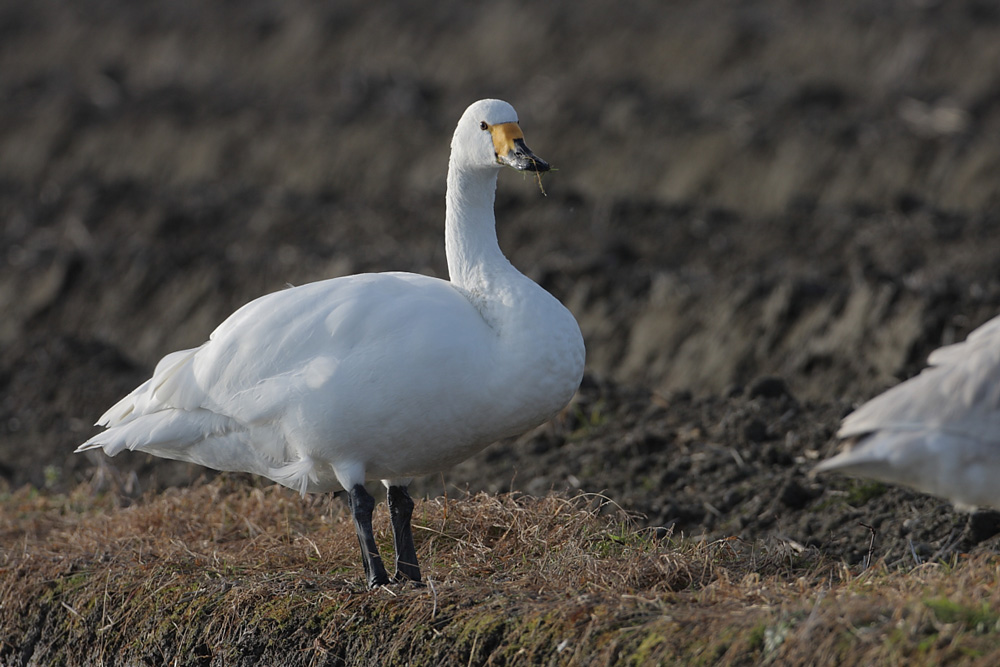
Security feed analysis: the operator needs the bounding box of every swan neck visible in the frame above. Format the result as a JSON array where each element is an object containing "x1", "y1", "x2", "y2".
[{"x1": 445, "y1": 162, "x2": 509, "y2": 289}]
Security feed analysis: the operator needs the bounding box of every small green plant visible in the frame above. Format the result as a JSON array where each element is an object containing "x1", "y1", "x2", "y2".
[
  {"x1": 567, "y1": 401, "x2": 609, "y2": 440},
  {"x1": 845, "y1": 481, "x2": 887, "y2": 506},
  {"x1": 764, "y1": 620, "x2": 792, "y2": 656},
  {"x1": 747, "y1": 623, "x2": 767, "y2": 651},
  {"x1": 43, "y1": 465, "x2": 61, "y2": 489}
]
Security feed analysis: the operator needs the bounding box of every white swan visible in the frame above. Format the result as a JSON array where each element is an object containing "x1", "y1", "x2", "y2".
[
  {"x1": 815, "y1": 314, "x2": 1000, "y2": 510},
  {"x1": 78, "y1": 99, "x2": 586, "y2": 587}
]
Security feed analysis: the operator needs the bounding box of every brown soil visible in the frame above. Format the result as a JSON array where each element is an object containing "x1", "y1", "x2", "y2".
[{"x1": 3, "y1": 0, "x2": 1000, "y2": 602}]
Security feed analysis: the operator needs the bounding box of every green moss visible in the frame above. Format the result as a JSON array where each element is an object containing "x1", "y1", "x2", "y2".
[
  {"x1": 456, "y1": 609, "x2": 507, "y2": 645},
  {"x1": 925, "y1": 598, "x2": 1000, "y2": 632},
  {"x1": 628, "y1": 632, "x2": 668, "y2": 665},
  {"x1": 959, "y1": 645, "x2": 985, "y2": 658}
]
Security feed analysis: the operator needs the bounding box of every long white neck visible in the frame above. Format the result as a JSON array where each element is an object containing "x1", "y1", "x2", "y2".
[{"x1": 444, "y1": 162, "x2": 515, "y2": 290}]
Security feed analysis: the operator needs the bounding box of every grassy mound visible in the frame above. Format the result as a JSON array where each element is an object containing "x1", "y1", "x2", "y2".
[{"x1": 3, "y1": 478, "x2": 1000, "y2": 665}]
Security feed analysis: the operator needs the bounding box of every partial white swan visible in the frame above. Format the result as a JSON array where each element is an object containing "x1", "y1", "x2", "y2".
[
  {"x1": 815, "y1": 314, "x2": 1000, "y2": 510},
  {"x1": 78, "y1": 99, "x2": 586, "y2": 587}
]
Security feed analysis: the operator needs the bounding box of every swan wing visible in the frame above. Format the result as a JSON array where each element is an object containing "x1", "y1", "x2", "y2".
[
  {"x1": 817, "y1": 314, "x2": 1000, "y2": 508},
  {"x1": 79, "y1": 273, "x2": 491, "y2": 476}
]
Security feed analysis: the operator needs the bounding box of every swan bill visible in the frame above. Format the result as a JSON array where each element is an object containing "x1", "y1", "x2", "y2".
[{"x1": 489, "y1": 122, "x2": 550, "y2": 172}]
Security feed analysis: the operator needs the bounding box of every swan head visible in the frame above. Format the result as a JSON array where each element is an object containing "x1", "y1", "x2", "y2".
[{"x1": 452, "y1": 99, "x2": 550, "y2": 173}]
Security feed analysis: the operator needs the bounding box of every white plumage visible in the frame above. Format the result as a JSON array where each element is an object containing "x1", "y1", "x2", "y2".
[
  {"x1": 815, "y1": 314, "x2": 1000, "y2": 510},
  {"x1": 79, "y1": 99, "x2": 585, "y2": 586}
]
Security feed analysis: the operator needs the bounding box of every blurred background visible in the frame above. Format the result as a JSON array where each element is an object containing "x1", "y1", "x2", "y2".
[{"x1": 2, "y1": 0, "x2": 1000, "y2": 507}]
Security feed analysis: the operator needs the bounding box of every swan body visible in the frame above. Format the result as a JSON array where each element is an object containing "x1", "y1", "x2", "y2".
[
  {"x1": 815, "y1": 314, "x2": 1000, "y2": 510},
  {"x1": 79, "y1": 99, "x2": 585, "y2": 586}
]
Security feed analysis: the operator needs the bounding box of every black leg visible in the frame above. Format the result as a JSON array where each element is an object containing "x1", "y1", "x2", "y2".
[
  {"x1": 347, "y1": 484, "x2": 390, "y2": 588},
  {"x1": 387, "y1": 485, "x2": 421, "y2": 583}
]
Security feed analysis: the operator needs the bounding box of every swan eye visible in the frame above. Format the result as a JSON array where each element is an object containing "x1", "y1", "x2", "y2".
[{"x1": 480, "y1": 121, "x2": 489, "y2": 131}]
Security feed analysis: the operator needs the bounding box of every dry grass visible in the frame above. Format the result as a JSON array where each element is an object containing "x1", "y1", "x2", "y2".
[{"x1": 3, "y1": 478, "x2": 1000, "y2": 665}]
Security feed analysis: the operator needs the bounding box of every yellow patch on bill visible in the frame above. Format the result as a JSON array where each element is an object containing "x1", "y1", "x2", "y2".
[{"x1": 489, "y1": 122, "x2": 524, "y2": 157}]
